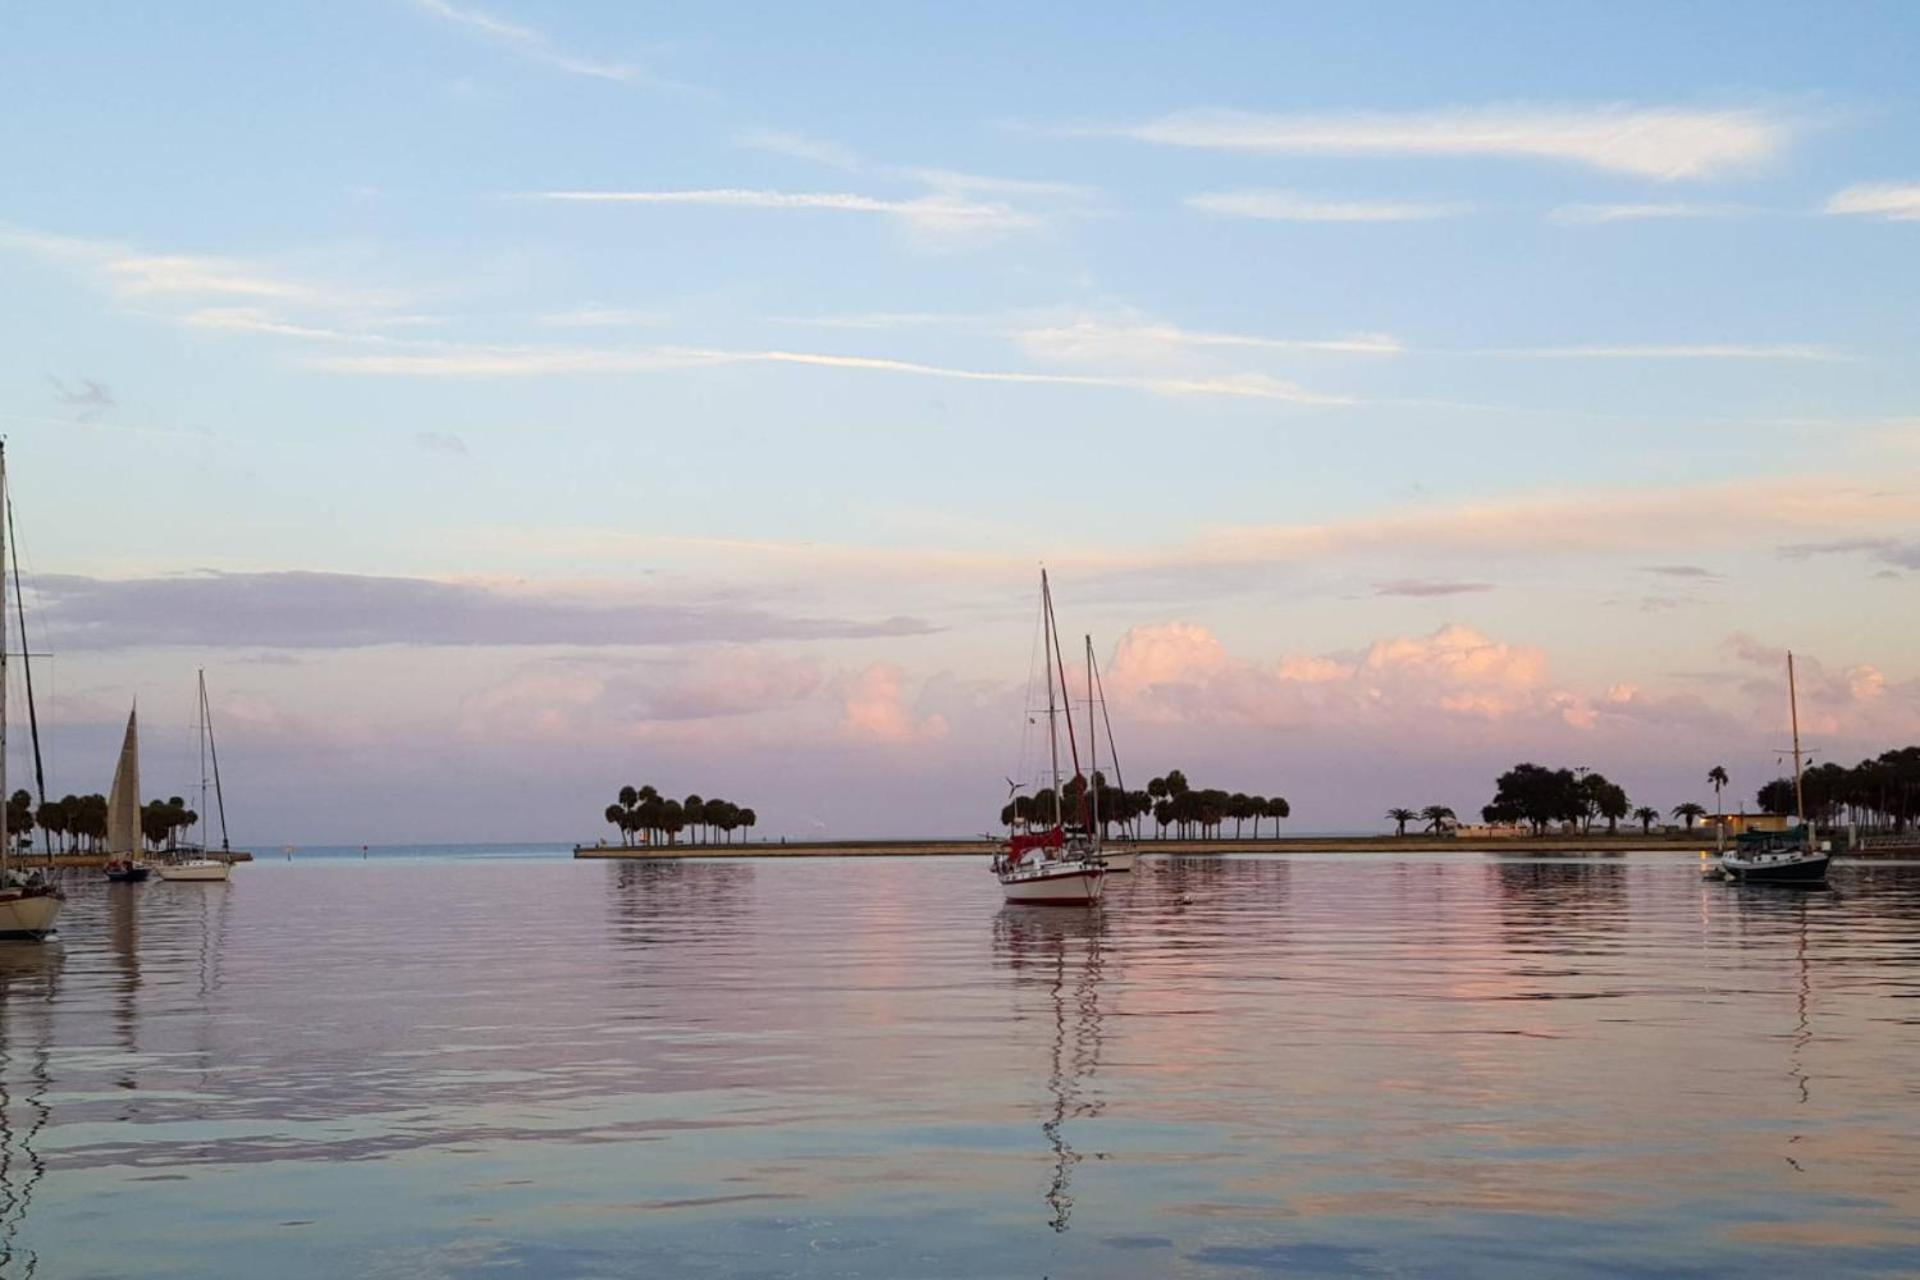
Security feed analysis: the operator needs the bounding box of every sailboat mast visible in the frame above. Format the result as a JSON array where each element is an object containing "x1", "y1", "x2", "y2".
[
  {"x1": 1042, "y1": 571, "x2": 1062, "y2": 828},
  {"x1": 1788, "y1": 651, "x2": 1807, "y2": 829},
  {"x1": 1085, "y1": 635, "x2": 1099, "y2": 848},
  {"x1": 1, "y1": 442, "x2": 9, "y2": 878},
  {"x1": 198, "y1": 670, "x2": 209, "y2": 851},
  {"x1": 204, "y1": 674, "x2": 230, "y2": 851},
  {"x1": 1041, "y1": 573, "x2": 1085, "y2": 827}
]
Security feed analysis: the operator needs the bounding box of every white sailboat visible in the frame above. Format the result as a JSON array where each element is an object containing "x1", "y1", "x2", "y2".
[
  {"x1": 994, "y1": 571, "x2": 1106, "y2": 906},
  {"x1": 102, "y1": 709, "x2": 149, "y2": 881},
  {"x1": 0, "y1": 443, "x2": 63, "y2": 940},
  {"x1": 155, "y1": 671, "x2": 232, "y2": 882}
]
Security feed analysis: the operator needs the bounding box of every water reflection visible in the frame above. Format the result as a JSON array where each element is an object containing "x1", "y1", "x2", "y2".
[
  {"x1": 994, "y1": 906, "x2": 1108, "y2": 1233},
  {"x1": 0, "y1": 944, "x2": 61, "y2": 1277}
]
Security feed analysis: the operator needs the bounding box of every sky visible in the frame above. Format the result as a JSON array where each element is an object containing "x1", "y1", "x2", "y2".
[{"x1": 1, "y1": 1, "x2": 1916, "y2": 844}]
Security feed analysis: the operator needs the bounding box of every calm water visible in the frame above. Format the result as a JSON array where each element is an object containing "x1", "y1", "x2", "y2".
[{"x1": 3, "y1": 852, "x2": 1918, "y2": 1278}]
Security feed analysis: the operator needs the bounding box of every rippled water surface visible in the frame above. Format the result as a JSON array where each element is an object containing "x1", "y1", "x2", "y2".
[{"x1": 3, "y1": 852, "x2": 1919, "y2": 1278}]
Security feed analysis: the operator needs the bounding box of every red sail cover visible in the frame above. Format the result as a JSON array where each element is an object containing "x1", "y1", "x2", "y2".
[{"x1": 1006, "y1": 826, "x2": 1064, "y2": 862}]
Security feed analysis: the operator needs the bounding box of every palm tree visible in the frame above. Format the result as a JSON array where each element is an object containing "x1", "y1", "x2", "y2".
[
  {"x1": 1420, "y1": 804, "x2": 1456, "y2": 834},
  {"x1": 1707, "y1": 765, "x2": 1729, "y2": 820},
  {"x1": 1265, "y1": 795, "x2": 1290, "y2": 836},
  {"x1": 740, "y1": 808, "x2": 757, "y2": 842},
  {"x1": 1386, "y1": 807, "x2": 1417, "y2": 837},
  {"x1": 1671, "y1": 801, "x2": 1708, "y2": 830},
  {"x1": 684, "y1": 795, "x2": 704, "y2": 843},
  {"x1": 604, "y1": 803, "x2": 627, "y2": 845},
  {"x1": 1632, "y1": 805, "x2": 1660, "y2": 834}
]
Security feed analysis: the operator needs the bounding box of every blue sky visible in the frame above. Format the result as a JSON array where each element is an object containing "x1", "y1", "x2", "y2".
[{"x1": 1, "y1": 2, "x2": 1916, "y2": 841}]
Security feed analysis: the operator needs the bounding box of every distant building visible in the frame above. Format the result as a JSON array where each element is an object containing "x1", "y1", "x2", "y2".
[
  {"x1": 1455, "y1": 823, "x2": 1529, "y2": 839},
  {"x1": 1708, "y1": 813, "x2": 1789, "y2": 836}
]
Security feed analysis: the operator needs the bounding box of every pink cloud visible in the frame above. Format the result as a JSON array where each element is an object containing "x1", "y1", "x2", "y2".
[{"x1": 839, "y1": 663, "x2": 949, "y2": 743}]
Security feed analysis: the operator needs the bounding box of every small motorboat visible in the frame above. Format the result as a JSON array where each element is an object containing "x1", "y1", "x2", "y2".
[{"x1": 103, "y1": 859, "x2": 151, "y2": 883}]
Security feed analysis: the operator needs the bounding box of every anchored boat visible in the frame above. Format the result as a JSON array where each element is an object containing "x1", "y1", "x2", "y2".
[
  {"x1": 0, "y1": 444, "x2": 63, "y2": 940},
  {"x1": 1719, "y1": 651, "x2": 1830, "y2": 886},
  {"x1": 156, "y1": 671, "x2": 234, "y2": 883},
  {"x1": 994, "y1": 572, "x2": 1106, "y2": 906}
]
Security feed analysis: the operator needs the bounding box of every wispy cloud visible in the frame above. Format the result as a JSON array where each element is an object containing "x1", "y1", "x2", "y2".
[
  {"x1": 1472, "y1": 343, "x2": 1844, "y2": 362},
  {"x1": 0, "y1": 225, "x2": 408, "y2": 329},
  {"x1": 1373, "y1": 578, "x2": 1495, "y2": 597},
  {"x1": 48, "y1": 375, "x2": 114, "y2": 422},
  {"x1": 1089, "y1": 104, "x2": 1791, "y2": 179},
  {"x1": 1643, "y1": 564, "x2": 1719, "y2": 580},
  {"x1": 1778, "y1": 537, "x2": 1920, "y2": 571},
  {"x1": 534, "y1": 306, "x2": 668, "y2": 329},
  {"x1": 1550, "y1": 202, "x2": 1751, "y2": 224},
  {"x1": 309, "y1": 342, "x2": 1351, "y2": 404},
  {"x1": 414, "y1": 431, "x2": 470, "y2": 457},
  {"x1": 732, "y1": 128, "x2": 865, "y2": 170},
  {"x1": 1823, "y1": 183, "x2": 1920, "y2": 221},
  {"x1": 1187, "y1": 190, "x2": 1466, "y2": 222},
  {"x1": 411, "y1": 0, "x2": 644, "y2": 83},
  {"x1": 30, "y1": 570, "x2": 933, "y2": 650},
  {"x1": 525, "y1": 187, "x2": 1043, "y2": 243},
  {"x1": 1014, "y1": 317, "x2": 1401, "y2": 365}
]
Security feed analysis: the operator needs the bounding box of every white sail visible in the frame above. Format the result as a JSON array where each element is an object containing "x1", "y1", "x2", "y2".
[{"x1": 105, "y1": 707, "x2": 141, "y2": 856}]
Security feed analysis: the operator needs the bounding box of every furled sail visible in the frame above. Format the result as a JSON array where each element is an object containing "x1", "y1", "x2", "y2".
[{"x1": 105, "y1": 707, "x2": 141, "y2": 856}]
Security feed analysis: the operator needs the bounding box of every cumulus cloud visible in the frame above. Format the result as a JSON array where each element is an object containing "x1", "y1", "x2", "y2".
[
  {"x1": 29, "y1": 570, "x2": 933, "y2": 650},
  {"x1": 1098, "y1": 620, "x2": 1750, "y2": 743},
  {"x1": 1721, "y1": 633, "x2": 1920, "y2": 740},
  {"x1": 840, "y1": 663, "x2": 948, "y2": 743}
]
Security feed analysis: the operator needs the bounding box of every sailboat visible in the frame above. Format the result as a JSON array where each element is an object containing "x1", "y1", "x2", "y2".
[
  {"x1": 0, "y1": 443, "x2": 63, "y2": 940},
  {"x1": 994, "y1": 571, "x2": 1106, "y2": 905},
  {"x1": 155, "y1": 671, "x2": 233, "y2": 882},
  {"x1": 102, "y1": 709, "x2": 149, "y2": 881},
  {"x1": 1720, "y1": 651, "x2": 1831, "y2": 886}
]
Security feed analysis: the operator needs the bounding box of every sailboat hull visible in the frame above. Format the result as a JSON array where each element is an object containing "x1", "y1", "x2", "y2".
[
  {"x1": 998, "y1": 863, "x2": 1104, "y2": 905},
  {"x1": 156, "y1": 861, "x2": 230, "y2": 882},
  {"x1": 1101, "y1": 849, "x2": 1136, "y2": 873},
  {"x1": 0, "y1": 890, "x2": 62, "y2": 939},
  {"x1": 1723, "y1": 854, "x2": 1830, "y2": 885}
]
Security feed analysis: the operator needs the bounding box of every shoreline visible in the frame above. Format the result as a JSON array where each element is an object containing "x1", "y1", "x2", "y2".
[
  {"x1": 572, "y1": 833, "x2": 1743, "y2": 859},
  {"x1": 12, "y1": 851, "x2": 255, "y2": 869}
]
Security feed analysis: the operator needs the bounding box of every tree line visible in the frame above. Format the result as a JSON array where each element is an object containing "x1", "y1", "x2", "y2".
[
  {"x1": 1461, "y1": 764, "x2": 1712, "y2": 836},
  {"x1": 1756, "y1": 746, "x2": 1920, "y2": 832},
  {"x1": 7, "y1": 790, "x2": 203, "y2": 853},
  {"x1": 999, "y1": 768, "x2": 1290, "y2": 840},
  {"x1": 602, "y1": 785, "x2": 758, "y2": 846}
]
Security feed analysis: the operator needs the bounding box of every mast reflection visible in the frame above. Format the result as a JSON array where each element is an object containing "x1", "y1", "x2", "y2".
[
  {"x1": 994, "y1": 905, "x2": 1108, "y2": 1233},
  {"x1": 0, "y1": 943, "x2": 61, "y2": 1276}
]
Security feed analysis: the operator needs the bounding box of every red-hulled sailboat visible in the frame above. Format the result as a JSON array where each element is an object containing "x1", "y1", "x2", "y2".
[{"x1": 993, "y1": 571, "x2": 1106, "y2": 905}]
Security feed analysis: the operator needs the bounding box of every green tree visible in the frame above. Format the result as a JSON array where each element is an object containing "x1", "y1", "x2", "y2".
[
  {"x1": 604, "y1": 803, "x2": 627, "y2": 845},
  {"x1": 1420, "y1": 804, "x2": 1456, "y2": 834},
  {"x1": 739, "y1": 807, "x2": 757, "y2": 843},
  {"x1": 1386, "y1": 807, "x2": 1417, "y2": 837},
  {"x1": 1707, "y1": 766, "x2": 1729, "y2": 818},
  {"x1": 1632, "y1": 805, "x2": 1660, "y2": 834},
  {"x1": 1594, "y1": 783, "x2": 1630, "y2": 834},
  {"x1": 1265, "y1": 795, "x2": 1290, "y2": 836},
  {"x1": 1671, "y1": 801, "x2": 1708, "y2": 830}
]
